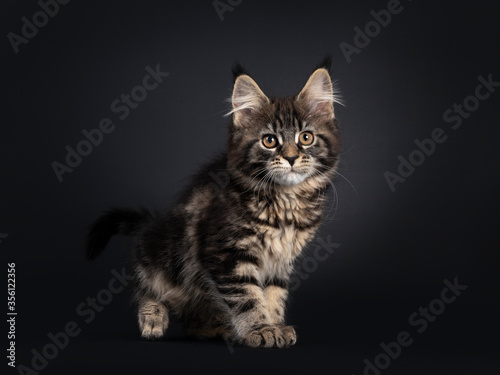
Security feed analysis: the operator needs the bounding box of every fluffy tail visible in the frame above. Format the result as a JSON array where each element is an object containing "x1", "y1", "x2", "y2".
[{"x1": 86, "y1": 207, "x2": 152, "y2": 261}]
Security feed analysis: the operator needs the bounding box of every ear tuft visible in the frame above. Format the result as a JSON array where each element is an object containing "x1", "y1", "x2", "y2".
[
  {"x1": 232, "y1": 61, "x2": 251, "y2": 83},
  {"x1": 314, "y1": 55, "x2": 332, "y2": 72}
]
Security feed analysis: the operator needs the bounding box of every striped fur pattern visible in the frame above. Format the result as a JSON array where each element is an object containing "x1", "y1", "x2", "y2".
[{"x1": 86, "y1": 61, "x2": 341, "y2": 348}]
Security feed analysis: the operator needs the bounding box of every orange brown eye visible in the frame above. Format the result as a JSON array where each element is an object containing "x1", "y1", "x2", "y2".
[
  {"x1": 262, "y1": 134, "x2": 277, "y2": 148},
  {"x1": 299, "y1": 131, "x2": 314, "y2": 146}
]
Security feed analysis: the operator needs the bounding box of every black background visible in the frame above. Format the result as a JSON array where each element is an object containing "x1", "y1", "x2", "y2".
[{"x1": 2, "y1": 0, "x2": 499, "y2": 374}]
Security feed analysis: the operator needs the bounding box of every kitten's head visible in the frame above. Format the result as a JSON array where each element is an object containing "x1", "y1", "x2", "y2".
[{"x1": 227, "y1": 60, "x2": 341, "y2": 192}]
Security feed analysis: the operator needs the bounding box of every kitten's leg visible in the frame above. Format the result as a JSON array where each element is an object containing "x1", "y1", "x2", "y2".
[
  {"x1": 264, "y1": 284, "x2": 297, "y2": 345},
  {"x1": 264, "y1": 285, "x2": 288, "y2": 324},
  {"x1": 137, "y1": 297, "x2": 169, "y2": 340},
  {"x1": 217, "y1": 273, "x2": 296, "y2": 348}
]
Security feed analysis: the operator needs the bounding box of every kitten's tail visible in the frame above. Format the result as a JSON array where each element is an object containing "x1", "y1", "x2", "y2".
[{"x1": 86, "y1": 207, "x2": 152, "y2": 261}]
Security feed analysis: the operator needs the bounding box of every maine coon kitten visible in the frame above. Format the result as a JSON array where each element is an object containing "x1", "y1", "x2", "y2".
[{"x1": 86, "y1": 60, "x2": 341, "y2": 348}]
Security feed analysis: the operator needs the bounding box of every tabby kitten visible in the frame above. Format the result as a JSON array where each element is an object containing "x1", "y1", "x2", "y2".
[{"x1": 86, "y1": 60, "x2": 341, "y2": 348}]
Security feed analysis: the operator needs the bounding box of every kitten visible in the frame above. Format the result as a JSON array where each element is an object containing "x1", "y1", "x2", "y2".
[{"x1": 86, "y1": 59, "x2": 341, "y2": 348}]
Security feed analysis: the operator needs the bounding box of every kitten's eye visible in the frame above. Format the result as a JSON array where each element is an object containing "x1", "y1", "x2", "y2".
[
  {"x1": 262, "y1": 134, "x2": 277, "y2": 148},
  {"x1": 299, "y1": 131, "x2": 314, "y2": 146}
]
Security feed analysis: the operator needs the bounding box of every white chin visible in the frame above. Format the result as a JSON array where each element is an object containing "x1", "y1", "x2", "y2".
[{"x1": 274, "y1": 172, "x2": 307, "y2": 186}]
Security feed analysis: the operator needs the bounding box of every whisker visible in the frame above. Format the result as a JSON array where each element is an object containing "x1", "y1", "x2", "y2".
[
  {"x1": 310, "y1": 166, "x2": 339, "y2": 221},
  {"x1": 334, "y1": 170, "x2": 359, "y2": 197}
]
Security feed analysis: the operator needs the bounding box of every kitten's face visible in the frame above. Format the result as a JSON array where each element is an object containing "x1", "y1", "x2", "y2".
[{"x1": 227, "y1": 68, "x2": 340, "y2": 190}]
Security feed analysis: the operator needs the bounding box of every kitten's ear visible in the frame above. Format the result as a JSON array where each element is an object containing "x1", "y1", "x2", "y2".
[
  {"x1": 230, "y1": 75, "x2": 269, "y2": 127},
  {"x1": 297, "y1": 68, "x2": 335, "y2": 119}
]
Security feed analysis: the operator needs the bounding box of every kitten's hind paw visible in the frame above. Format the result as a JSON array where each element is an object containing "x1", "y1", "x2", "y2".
[
  {"x1": 242, "y1": 325, "x2": 296, "y2": 348},
  {"x1": 138, "y1": 301, "x2": 169, "y2": 340}
]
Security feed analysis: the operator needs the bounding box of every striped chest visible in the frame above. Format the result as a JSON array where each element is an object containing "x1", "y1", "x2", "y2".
[
  {"x1": 254, "y1": 221, "x2": 317, "y2": 282},
  {"x1": 246, "y1": 188, "x2": 325, "y2": 282}
]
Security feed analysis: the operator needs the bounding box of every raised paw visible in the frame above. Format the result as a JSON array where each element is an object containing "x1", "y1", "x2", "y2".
[
  {"x1": 138, "y1": 301, "x2": 169, "y2": 340},
  {"x1": 242, "y1": 325, "x2": 297, "y2": 348}
]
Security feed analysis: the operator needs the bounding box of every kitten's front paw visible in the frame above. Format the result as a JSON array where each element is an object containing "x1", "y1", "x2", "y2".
[
  {"x1": 242, "y1": 325, "x2": 296, "y2": 348},
  {"x1": 280, "y1": 325, "x2": 297, "y2": 347}
]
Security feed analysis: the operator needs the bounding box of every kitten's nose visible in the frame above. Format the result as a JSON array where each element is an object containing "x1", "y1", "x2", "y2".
[{"x1": 284, "y1": 155, "x2": 298, "y2": 166}]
